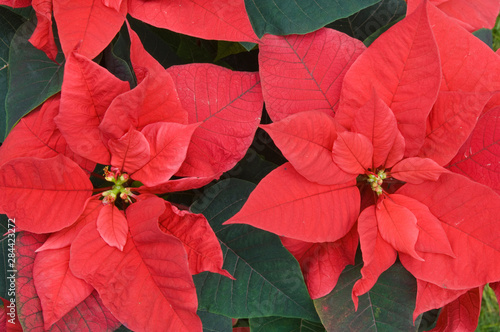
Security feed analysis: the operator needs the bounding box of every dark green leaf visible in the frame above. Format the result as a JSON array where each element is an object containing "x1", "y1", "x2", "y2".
[
  {"x1": 225, "y1": 148, "x2": 277, "y2": 184},
  {"x1": 327, "y1": 0, "x2": 406, "y2": 41},
  {"x1": 198, "y1": 310, "x2": 232, "y2": 332},
  {"x1": 250, "y1": 316, "x2": 326, "y2": 332},
  {"x1": 215, "y1": 41, "x2": 250, "y2": 62},
  {"x1": 1, "y1": 5, "x2": 33, "y2": 20},
  {"x1": 313, "y1": 260, "x2": 420, "y2": 331},
  {"x1": 191, "y1": 179, "x2": 319, "y2": 322},
  {"x1": 244, "y1": 0, "x2": 382, "y2": 37},
  {"x1": 5, "y1": 17, "x2": 64, "y2": 136},
  {"x1": 0, "y1": 7, "x2": 24, "y2": 141},
  {"x1": 102, "y1": 37, "x2": 136, "y2": 89},
  {"x1": 473, "y1": 28, "x2": 493, "y2": 50}
]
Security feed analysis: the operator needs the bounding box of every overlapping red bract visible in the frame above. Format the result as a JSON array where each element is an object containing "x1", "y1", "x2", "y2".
[{"x1": 226, "y1": 0, "x2": 500, "y2": 326}]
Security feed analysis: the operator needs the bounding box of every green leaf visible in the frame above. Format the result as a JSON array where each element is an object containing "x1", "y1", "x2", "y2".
[
  {"x1": 0, "y1": 7, "x2": 24, "y2": 141},
  {"x1": 197, "y1": 310, "x2": 232, "y2": 332},
  {"x1": 0, "y1": 214, "x2": 16, "y2": 300},
  {"x1": 215, "y1": 41, "x2": 250, "y2": 62},
  {"x1": 244, "y1": 0, "x2": 382, "y2": 37},
  {"x1": 250, "y1": 316, "x2": 326, "y2": 331},
  {"x1": 102, "y1": 36, "x2": 136, "y2": 89},
  {"x1": 327, "y1": 0, "x2": 406, "y2": 41},
  {"x1": 473, "y1": 28, "x2": 493, "y2": 50},
  {"x1": 225, "y1": 148, "x2": 277, "y2": 184},
  {"x1": 191, "y1": 179, "x2": 319, "y2": 322},
  {"x1": 313, "y1": 260, "x2": 420, "y2": 331},
  {"x1": 5, "y1": 17, "x2": 64, "y2": 137}
]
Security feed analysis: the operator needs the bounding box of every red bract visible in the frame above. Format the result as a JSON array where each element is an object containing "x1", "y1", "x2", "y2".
[{"x1": 226, "y1": 0, "x2": 500, "y2": 322}]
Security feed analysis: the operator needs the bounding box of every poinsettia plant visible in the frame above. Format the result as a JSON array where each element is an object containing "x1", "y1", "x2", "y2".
[{"x1": 0, "y1": 0, "x2": 499, "y2": 331}]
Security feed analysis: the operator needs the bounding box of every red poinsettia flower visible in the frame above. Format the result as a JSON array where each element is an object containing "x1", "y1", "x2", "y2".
[
  {"x1": 0, "y1": 0, "x2": 259, "y2": 61},
  {"x1": 225, "y1": 0, "x2": 500, "y2": 323}
]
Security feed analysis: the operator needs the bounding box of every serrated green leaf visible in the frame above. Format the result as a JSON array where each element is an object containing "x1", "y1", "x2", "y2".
[
  {"x1": 191, "y1": 179, "x2": 319, "y2": 322},
  {"x1": 198, "y1": 310, "x2": 232, "y2": 332},
  {"x1": 327, "y1": 0, "x2": 406, "y2": 41},
  {"x1": 5, "y1": 17, "x2": 64, "y2": 136},
  {"x1": 244, "y1": 0, "x2": 382, "y2": 37},
  {"x1": 313, "y1": 260, "x2": 420, "y2": 331},
  {"x1": 250, "y1": 316, "x2": 326, "y2": 332},
  {"x1": 0, "y1": 7, "x2": 24, "y2": 141}
]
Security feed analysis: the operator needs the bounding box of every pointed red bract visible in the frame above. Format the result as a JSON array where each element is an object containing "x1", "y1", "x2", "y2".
[
  {"x1": 167, "y1": 63, "x2": 263, "y2": 178},
  {"x1": 52, "y1": 0, "x2": 127, "y2": 59},
  {"x1": 398, "y1": 173, "x2": 500, "y2": 289},
  {"x1": 0, "y1": 155, "x2": 92, "y2": 233},
  {"x1": 259, "y1": 28, "x2": 365, "y2": 121},
  {"x1": 281, "y1": 226, "x2": 358, "y2": 299},
  {"x1": 108, "y1": 129, "x2": 150, "y2": 174},
  {"x1": 96, "y1": 204, "x2": 128, "y2": 251},
  {"x1": 56, "y1": 51, "x2": 129, "y2": 164},
  {"x1": 128, "y1": 0, "x2": 259, "y2": 43},
  {"x1": 70, "y1": 214, "x2": 202, "y2": 331},
  {"x1": 30, "y1": 0, "x2": 57, "y2": 61},
  {"x1": 33, "y1": 247, "x2": 94, "y2": 329},
  {"x1": 332, "y1": 132, "x2": 373, "y2": 175},
  {"x1": 0, "y1": 0, "x2": 30, "y2": 7},
  {"x1": 337, "y1": 0, "x2": 441, "y2": 157},
  {"x1": 390, "y1": 157, "x2": 448, "y2": 184},
  {"x1": 225, "y1": 163, "x2": 360, "y2": 243},
  {"x1": 262, "y1": 111, "x2": 355, "y2": 185}
]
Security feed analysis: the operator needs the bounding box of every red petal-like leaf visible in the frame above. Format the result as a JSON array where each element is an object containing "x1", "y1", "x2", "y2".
[
  {"x1": 376, "y1": 196, "x2": 423, "y2": 261},
  {"x1": 136, "y1": 176, "x2": 216, "y2": 194},
  {"x1": 225, "y1": 163, "x2": 360, "y2": 243},
  {"x1": 390, "y1": 157, "x2": 448, "y2": 184},
  {"x1": 52, "y1": 0, "x2": 127, "y2": 59},
  {"x1": 167, "y1": 63, "x2": 263, "y2": 177},
  {"x1": 352, "y1": 206, "x2": 397, "y2": 308},
  {"x1": 351, "y1": 91, "x2": 399, "y2": 169},
  {"x1": 33, "y1": 247, "x2": 94, "y2": 329},
  {"x1": 419, "y1": 91, "x2": 493, "y2": 165},
  {"x1": 108, "y1": 128, "x2": 150, "y2": 174},
  {"x1": 398, "y1": 173, "x2": 500, "y2": 289},
  {"x1": 0, "y1": 155, "x2": 92, "y2": 233},
  {"x1": 448, "y1": 105, "x2": 500, "y2": 195},
  {"x1": 0, "y1": 0, "x2": 30, "y2": 8},
  {"x1": 96, "y1": 204, "x2": 128, "y2": 251},
  {"x1": 36, "y1": 198, "x2": 102, "y2": 252},
  {"x1": 385, "y1": 130, "x2": 406, "y2": 168},
  {"x1": 0, "y1": 95, "x2": 95, "y2": 172},
  {"x1": 56, "y1": 51, "x2": 129, "y2": 164},
  {"x1": 128, "y1": 0, "x2": 259, "y2": 43},
  {"x1": 262, "y1": 111, "x2": 355, "y2": 185},
  {"x1": 103, "y1": 0, "x2": 122, "y2": 11},
  {"x1": 131, "y1": 122, "x2": 198, "y2": 187},
  {"x1": 70, "y1": 212, "x2": 202, "y2": 331},
  {"x1": 281, "y1": 226, "x2": 358, "y2": 299},
  {"x1": 259, "y1": 29, "x2": 365, "y2": 122},
  {"x1": 389, "y1": 194, "x2": 454, "y2": 258},
  {"x1": 337, "y1": 1, "x2": 441, "y2": 157},
  {"x1": 332, "y1": 131, "x2": 373, "y2": 174},
  {"x1": 429, "y1": 287, "x2": 482, "y2": 332},
  {"x1": 30, "y1": 0, "x2": 57, "y2": 61}
]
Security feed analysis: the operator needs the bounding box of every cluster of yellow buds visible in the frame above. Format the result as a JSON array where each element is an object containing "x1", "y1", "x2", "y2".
[
  {"x1": 367, "y1": 169, "x2": 387, "y2": 196},
  {"x1": 101, "y1": 166, "x2": 136, "y2": 205}
]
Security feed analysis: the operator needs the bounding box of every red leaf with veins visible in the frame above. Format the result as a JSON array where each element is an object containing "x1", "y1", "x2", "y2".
[
  {"x1": 128, "y1": 0, "x2": 259, "y2": 43},
  {"x1": 37, "y1": 198, "x2": 102, "y2": 252},
  {"x1": 70, "y1": 208, "x2": 201, "y2": 331},
  {"x1": 262, "y1": 111, "x2": 355, "y2": 185},
  {"x1": 0, "y1": 0, "x2": 30, "y2": 8},
  {"x1": 103, "y1": 0, "x2": 122, "y2": 11},
  {"x1": 96, "y1": 204, "x2": 128, "y2": 251},
  {"x1": 419, "y1": 91, "x2": 493, "y2": 166},
  {"x1": 352, "y1": 206, "x2": 397, "y2": 308},
  {"x1": 390, "y1": 157, "x2": 448, "y2": 184},
  {"x1": 385, "y1": 130, "x2": 406, "y2": 168},
  {"x1": 281, "y1": 226, "x2": 358, "y2": 299},
  {"x1": 30, "y1": 0, "x2": 57, "y2": 61},
  {"x1": 413, "y1": 279, "x2": 468, "y2": 322},
  {"x1": 56, "y1": 51, "x2": 129, "y2": 164},
  {"x1": 259, "y1": 28, "x2": 365, "y2": 121},
  {"x1": 376, "y1": 196, "x2": 423, "y2": 261},
  {"x1": 332, "y1": 132, "x2": 373, "y2": 174},
  {"x1": 337, "y1": 0, "x2": 441, "y2": 157},
  {"x1": 398, "y1": 173, "x2": 500, "y2": 289},
  {"x1": 16, "y1": 232, "x2": 121, "y2": 331},
  {"x1": 0, "y1": 155, "x2": 92, "y2": 233},
  {"x1": 0, "y1": 95, "x2": 95, "y2": 172},
  {"x1": 429, "y1": 287, "x2": 482, "y2": 332},
  {"x1": 52, "y1": 0, "x2": 127, "y2": 59},
  {"x1": 351, "y1": 91, "x2": 398, "y2": 169},
  {"x1": 33, "y1": 247, "x2": 94, "y2": 329},
  {"x1": 137, "y1": 176, "x2": 216, "y2": 194},
  {"x1": 225, "y1": 163, "x2": 360, "y2": 243},
  {"x1": 448, "y1": 105, "x2": 500, "y2": 195},
  {"x1": 108, "y1": 128, "x2": 150, "y2": 174},
  {"x1": 131, "y1": 122, "x2": 199, "y2": 187},
  {"x1": 167, "y1": 63, "x2": 263, "y2": 178}
]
